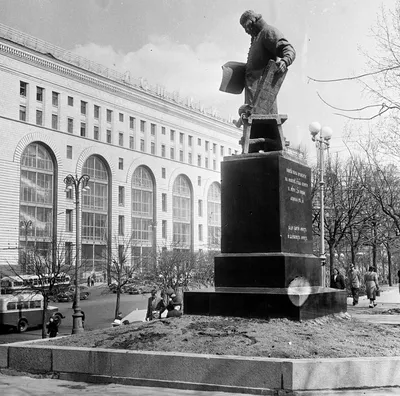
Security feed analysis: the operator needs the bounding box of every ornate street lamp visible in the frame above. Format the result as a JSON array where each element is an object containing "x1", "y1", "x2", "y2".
[
  {"x1": 309, "y1": 122, "x2": 332, "y2": 288},
  {"x1": 64, "y1": 174, "x2": 90, "y2": 334}
]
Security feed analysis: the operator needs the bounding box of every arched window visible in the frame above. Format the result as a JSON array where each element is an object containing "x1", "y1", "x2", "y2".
[
  {"x1": 81, "y1": 156, "x2": 109, "y2": 274},
  {"x1": 207, "y1": 182, "x2": 221, "y2": 248},
  {"x1": 172, "y1": 175, "x2": 192, "y2": 249},
  {"x1": 132, "y1": 166, "x2": 155, "y2": 264},
  {"x1": 20, "y1": 143, "x2": 55, "y2": 263}
]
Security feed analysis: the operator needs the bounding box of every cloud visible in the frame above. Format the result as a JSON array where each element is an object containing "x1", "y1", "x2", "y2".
[{"x1": 72, "y1": 36, "x2": 239, "y2": 117}]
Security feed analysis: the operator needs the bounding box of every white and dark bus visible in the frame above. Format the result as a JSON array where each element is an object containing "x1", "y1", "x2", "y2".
[
  {"x1": 0, "y1": 293, "x2": 63, "y2": 332},
  {"x1": 0, "y1": 274, "x2": 71, "y2": 294}
]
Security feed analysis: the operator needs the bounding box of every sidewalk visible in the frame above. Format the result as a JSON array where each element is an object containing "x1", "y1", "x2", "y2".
[
  {"x1": 0, "y1": 371, "x2": 252, "y2": 396},
  {"x1": 1, "y1": 371, "x2": 400, "y2": 396},
  {"x1": 347, "y1": 284, "x2": 400, "y2": 324}
]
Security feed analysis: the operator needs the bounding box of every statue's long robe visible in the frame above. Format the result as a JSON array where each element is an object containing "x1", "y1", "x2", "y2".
[{"x1": 245, "y1": 19, "x2": 296, "y2": 112}]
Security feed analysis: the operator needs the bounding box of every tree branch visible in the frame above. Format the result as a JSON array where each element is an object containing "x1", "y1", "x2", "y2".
[{"x1": 308, "y1": 65, "x2": 400, "y2": 84}]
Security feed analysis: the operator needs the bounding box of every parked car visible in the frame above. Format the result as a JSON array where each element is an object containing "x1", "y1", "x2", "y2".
[
  {"x1": 56, "y1": 290, "x2": 73, "y2": 303},
  {"x1": 140, "y1": 284, "x2": 155, "y2": 294},
  {"x1": 68, "y1": 285, "x2": 90, "y2": 300},
  {"x1": 57, "y1": 286, "x2": 90, "y2": 302},
  {"x1": 109, "y1": 283, "x2": 120, "y2": 293},
  {"x1": 126, "y1": 285, "x2": 141, "y2": 295}
]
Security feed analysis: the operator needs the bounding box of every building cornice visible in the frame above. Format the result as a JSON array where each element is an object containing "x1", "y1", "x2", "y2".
[{"x1": 0, "y1": 37, "x2": 240, "y2": 138}]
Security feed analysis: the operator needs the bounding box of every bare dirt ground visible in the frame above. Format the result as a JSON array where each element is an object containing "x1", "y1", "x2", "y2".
[{"x1": 41, "y1": 312, "x2": 400, "y2": 359}]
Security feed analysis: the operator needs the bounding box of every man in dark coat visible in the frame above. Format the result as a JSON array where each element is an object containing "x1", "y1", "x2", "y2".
[
  {"x1": 166, "y1": 295, "x2": 183, "y2": 318},
  {"x1": 145, "y1": 289, "x2": 162, "y2": 321},
  {"x1": 240, "y1": 10, "x2": 296, "y2": 111},
  {"x1": 46, "y1": 317, "x2": 58, "y2": 338},
  {"x1": 220, "y1": 10, "x2": 295, "y2": 112},
  {"x1": 330, "y1": 268, "x2": 346, "y2": 290}
]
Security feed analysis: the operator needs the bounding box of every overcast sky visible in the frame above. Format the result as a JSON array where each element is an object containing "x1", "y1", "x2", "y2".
[{"x1": 0, "y1": 0, "x2": 396, "y2": 158}]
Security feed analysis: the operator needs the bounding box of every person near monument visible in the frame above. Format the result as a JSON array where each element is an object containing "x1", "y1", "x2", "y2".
[
  {"x1": 112, "y1": 312, "x2": 123, "y2": 327},
  {"x1": 239, "y1": 10, "x2": 296, "y2": 112},
  {"x1": 158, "y1": 288, "x2": 183, "y2": 318},
  {"x1": 46, "y1": 317, "x2": 58, "y2": 338},
  {"x1": 81, "y1": 310, "x2": 85, "y2": 328},
  {"x1": 398, "y1": 268, "x2": 400, "y2": 294},
  {"x1": 330, "y1": 268, "x2": 345, "y2": 290},
  {"x1": 364, "y1": 266, "x2": 380, "y2": 308},
  {"x1": 348, "y1": 263, "x2": 361, "y2": 306},
  {"x1": 145, "y1": 288, "x2": 162, "y2": 321},
  {"x1": 166, "y1": 295, "x2": 183, "y2": 318}
]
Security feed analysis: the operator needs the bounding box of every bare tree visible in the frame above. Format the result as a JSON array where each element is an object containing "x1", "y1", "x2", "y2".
[
  {"x1": 104, "y1": 234, "x2": 151, "y2": 320},
  {"x1": 137, "y1": 243, "x2": 216, "y2": 296},
  {"x1": 355, "y1": 156, "x2": 400, "y2": 282},
  {"x1": 312, "y1": 156, "x2": 373, "y2": 280}
]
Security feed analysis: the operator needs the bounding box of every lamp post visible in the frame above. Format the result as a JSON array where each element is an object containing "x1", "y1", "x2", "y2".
[
  {"x1": 309, "y1": 122, "x2": 333, "y2": 288},
  {"x1": 64, "y1": 173, "x2": 90, "y2": 334}
]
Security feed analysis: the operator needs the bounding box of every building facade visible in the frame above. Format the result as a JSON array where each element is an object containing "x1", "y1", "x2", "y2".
[{"x1": 0, "y1": 25, "x2": 241, "y2": 278}]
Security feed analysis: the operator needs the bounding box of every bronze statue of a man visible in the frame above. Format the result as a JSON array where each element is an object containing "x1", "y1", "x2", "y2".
[
  {"x1": 240, "y1": 10, "x2": 296, "y2": 112},
  {"x1": 220, "y1": 10, "x2": 296, "y2": 115}
]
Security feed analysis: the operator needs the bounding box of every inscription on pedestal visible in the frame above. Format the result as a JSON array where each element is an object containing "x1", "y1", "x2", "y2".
[{"x1": 280, "y1": 159, "x2": 313, "y2": 254}]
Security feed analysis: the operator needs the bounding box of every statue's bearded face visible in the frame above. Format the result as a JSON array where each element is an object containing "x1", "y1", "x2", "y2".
[{"x1": 241, "y1": 16, "x2": 257, "y2": 36}]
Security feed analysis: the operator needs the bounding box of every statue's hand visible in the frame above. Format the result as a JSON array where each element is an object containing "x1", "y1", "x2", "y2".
[{"x1": 275, "y1": 59, "x2": 287, "y2": 74}]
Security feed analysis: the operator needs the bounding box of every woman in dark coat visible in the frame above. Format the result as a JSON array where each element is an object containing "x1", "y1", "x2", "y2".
[{"x1": 330, "y1": 268, "x2": 346, "y2": 290}]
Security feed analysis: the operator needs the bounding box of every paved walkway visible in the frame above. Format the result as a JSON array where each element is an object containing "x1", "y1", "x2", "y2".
[
  {"x1": 348, "y1": 284, "x2": 400, "y2": 324},
  {"x1": 1, "y1": 371, "x2": 400, "y2": 395},
  {"x1": 0, "y1": 371, "x2": 251, "y2": 396}
]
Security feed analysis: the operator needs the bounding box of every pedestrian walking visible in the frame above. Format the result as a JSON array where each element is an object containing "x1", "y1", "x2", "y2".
[
  {"x1": 364, "y1": 266, "x2": 380, "y2": 308},
  {"x1": 87, "y1": 276, "x2": 91, "y2": 287},
  {"x1": 348, "y1": 263, "x2": 361, "y2": 306},
  {"x1": 46, "y1": 317, "x2": 58, "y2": 338},
  {"x1": 330, "y1": 268, "x2": 346, "y2": 289}
]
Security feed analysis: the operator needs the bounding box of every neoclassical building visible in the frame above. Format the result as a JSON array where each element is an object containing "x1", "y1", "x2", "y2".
[{"x1": 0, "y1": 24, "x2": 241, "y2": 278}]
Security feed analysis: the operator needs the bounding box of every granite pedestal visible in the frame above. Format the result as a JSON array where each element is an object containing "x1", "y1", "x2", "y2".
[{"x1": 184, "y1": 151, "x2": 347, "y2": 320}]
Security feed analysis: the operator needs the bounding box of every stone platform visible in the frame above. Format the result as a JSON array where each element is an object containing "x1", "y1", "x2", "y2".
[
  {"x1": 184, "y1": 286, "x2": 347, "y2": 321},
  {"x1": 2, "y1": 335, "x2": 400, "y2": 394}
]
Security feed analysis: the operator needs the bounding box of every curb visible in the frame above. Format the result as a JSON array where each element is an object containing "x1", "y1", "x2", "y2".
[{"x1": 1, "y1": 339, "x2": 400, "y2": 394}]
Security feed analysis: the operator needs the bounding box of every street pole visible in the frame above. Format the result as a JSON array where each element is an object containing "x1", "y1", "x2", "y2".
[
  {"x1": 319, "y1": 139, "x2": 326, "y2": 287},
  {"x1": 20, "y1": 220, "x2": 32, "y2": 274},
  {"x1": 309, "y1": 122, "x2": 332, "y2": 288},
  {"x1": 64, "y1": 173, "x2": 90, "y2": 335}
]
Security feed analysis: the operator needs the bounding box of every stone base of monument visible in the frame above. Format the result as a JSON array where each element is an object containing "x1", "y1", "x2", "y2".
[
  {"x1": 184, "y1": 151, "x2": 347, "y2": 321},
  {"x1": 184, "y1": 286, "x2": 347, "y2": 321},
  {"x1": 215, "y1": 253, "x2": 321, "y2": 288}
]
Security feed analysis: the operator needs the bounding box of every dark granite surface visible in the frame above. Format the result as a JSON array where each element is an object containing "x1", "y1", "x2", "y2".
[
  {"x1": 184, "y1": 288, "x2": 347, "y2": 321},
  {"x1": 214, "y1": 253, "x2": 321, "y2": 288},
  {"x1": 185, "y1": 152, "x2": 346, "y2": 321},
  {"x1": 221, "y1": 153, "x2": 313, "y2": 254}
]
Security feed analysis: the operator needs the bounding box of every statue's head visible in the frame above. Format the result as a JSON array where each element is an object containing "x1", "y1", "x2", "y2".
[{"x1": 240, "y1": 10, "x2": 262, "y2": 36}]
